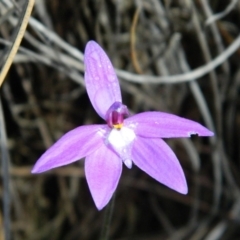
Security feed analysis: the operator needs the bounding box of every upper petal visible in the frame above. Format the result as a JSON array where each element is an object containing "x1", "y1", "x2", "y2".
[
  {"x1": 32, "y1": 125, "x2": 107, "y2": 173},
  {"x1": 85, "y1": 145, "x2": 122, "y2": 210},
  {"x1": 84, "y1": 41, "x2": 122, "y2": 119},
  {"x1": 125, "y1": 111, "x2": 214, "y2": 138},
  {"x1": 132, "y1": 136, "x2": 188, "y2": 194}
]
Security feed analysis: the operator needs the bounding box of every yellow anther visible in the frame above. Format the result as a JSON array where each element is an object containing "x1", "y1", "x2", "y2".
[{"x1": 113, "y1": 123, "x2": 123, "y2": 129}]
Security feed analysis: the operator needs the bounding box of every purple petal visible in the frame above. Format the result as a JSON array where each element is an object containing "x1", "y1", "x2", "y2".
[
  {"x1": 125, "y1": 112, "x2": 214, "y2": 138},
  {"x1": 132, "y1": 136, "x2": 187, "y2": 194},
  {"x1": 84, "y1": 41, "x2": 122, "y2": 119},
  {"x1": 32, "y1": 125, "x2": 106, "y2": 173},
  {"x1": 85, "y1": 145, "x2": 122, "y2": 210}
]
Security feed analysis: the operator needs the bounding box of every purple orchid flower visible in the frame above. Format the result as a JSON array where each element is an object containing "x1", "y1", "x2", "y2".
[{"x1": 32, "y1": 41, "x2": 214, "y2": 210}]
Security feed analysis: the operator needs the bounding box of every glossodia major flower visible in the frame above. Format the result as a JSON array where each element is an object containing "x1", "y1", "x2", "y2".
[{"x1": 32, "y1": 41, "x2": 214, "y2": 210}]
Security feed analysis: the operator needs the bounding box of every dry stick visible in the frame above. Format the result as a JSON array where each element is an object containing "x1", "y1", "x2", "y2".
[
  {"x1": 0, "y1": 166, "x2": 84, "y2": 177},
  {"x1": 204, "y1": 221, "x2": 227, "y2": 240},
  {"x1": 0, "y1": 98, "x2": 11, "y2": 240},
  {"x1": 0, "y1": 6, "x2": 19, "y2": 69},
  {"x1": 0, "y1": 38, "x2": 85, "y2": 86},
  {"x1": 202, "y1": 0, "x2": 240, "y2": 198},
  {"x1": 11, "y1": 8, "x2": 240, "y2": 85},
  {"x1": 201, "y1": 1, "x2": 230, "y2": 109},
  {"x1": 217, "y1": 22, "x2": 240, "y2": 57},
  {"x1": 201, "y1": 0, "x2": 229, "y2": 76},
  {"x1": 0, "y1": 1, "x2": 34, "y2": 238},
  {"x1": 3, "y1": 30, "x2": 161, "y2": 112},
  {"x1": 205, "y1": 0, "x2": 238, "y2": 25},
  {"x1": 22, "y1": 12, "x2": 240, "y2": 85},
  {"x1": 22, "y1": 78, "x2": 53, "y2": 148},
  {"x1": 28, "y1": 17, "x2": 84, "y2": 61},
  {"x1": 201, "y1": 0, "x2": 223, "y2": 206},
  {"x1": 116, "y1": 33, "x2": 240, "y2": 84},
  {"x1": 130, "y1": 7, "x2": 143, "y2": 74},
  {"x1": 177, "y1": 45, "x2": 214, "y2": 229},
  {"x1": 190, "y1": 0, "x2": 222, "y2": 213},
  {"x1": 0, "y1": 0, "x2": 35, "y2": 88}
]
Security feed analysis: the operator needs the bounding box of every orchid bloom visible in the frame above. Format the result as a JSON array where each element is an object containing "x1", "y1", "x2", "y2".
[{"x1": 32, "y1": 41, "x2": 214, "y2": 210}]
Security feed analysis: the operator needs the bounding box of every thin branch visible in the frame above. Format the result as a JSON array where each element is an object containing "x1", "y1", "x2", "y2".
[
  {"x1": 116, "y1": 34, "x2": 240, "y2": 84},
  {"x1": 0, "y1": 0, "x2": 35, "y2": 87},
  {"x1": 205, "y1": 0, "x2": 239, "y2": 25},
  {"x1": 130, "y1": 6, "x2": 143, "y2": 74},
  {"x1": 0, "y1": 98, "x2": 11, "y2": 240}
]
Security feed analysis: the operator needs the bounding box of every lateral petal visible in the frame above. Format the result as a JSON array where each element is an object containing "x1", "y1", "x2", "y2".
[
  {"x1": 132, "y1": 136, "x2": 188, "y2": 194},
  {"x1": 125, "y1": 112, "x2": 214, "y2": 138},
  {"x1": 32, "y1": 125, "x2": 107, "y2": 173},
  {"x1": 84, "y1": 41, "x2": 122, "y2": 119},
  {"x1": 85, "y1": 145, "x2": 122, "y2": 210}
]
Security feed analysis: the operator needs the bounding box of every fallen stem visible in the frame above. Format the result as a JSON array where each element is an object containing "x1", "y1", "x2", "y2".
[{"x1": 0, "y1": 0, "x2": 35, "y2": 87}]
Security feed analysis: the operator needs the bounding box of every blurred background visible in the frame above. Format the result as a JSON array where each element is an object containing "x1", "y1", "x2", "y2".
[{"x1": 1, "y1": 0, "x2": 240, "y2": 239}]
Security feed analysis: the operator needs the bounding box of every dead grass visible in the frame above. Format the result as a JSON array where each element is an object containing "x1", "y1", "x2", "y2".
[{"x1": 1, "y1": 0, "x2": 240, "y2": 239}]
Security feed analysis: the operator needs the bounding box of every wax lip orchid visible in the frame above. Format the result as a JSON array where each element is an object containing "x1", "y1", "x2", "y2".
[{"x1": 32, "y1": 41, "x2": 214, "y2": 210}]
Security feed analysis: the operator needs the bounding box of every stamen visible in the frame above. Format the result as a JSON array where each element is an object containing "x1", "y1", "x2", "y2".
[
  {"x1": 113, "y1": 123, "x2": 123, "y2": 129},
  {"x1": 106, "y1": 102, "x2": 129, "y2": 129}
]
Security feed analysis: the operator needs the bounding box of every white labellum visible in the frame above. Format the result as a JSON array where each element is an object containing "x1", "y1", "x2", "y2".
[{"x1": 107, "y1": 127, "x2": 136, "y2": 168}]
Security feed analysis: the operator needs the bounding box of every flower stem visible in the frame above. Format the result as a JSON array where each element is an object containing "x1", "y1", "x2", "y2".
[{"x1": 99, "y1": 193, "x2": 116, "y2": 240}]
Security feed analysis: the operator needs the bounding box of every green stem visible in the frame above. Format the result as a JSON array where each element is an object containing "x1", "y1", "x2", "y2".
[{"x1": 99, "y1": 193, "x2": 116, "y2": 240}]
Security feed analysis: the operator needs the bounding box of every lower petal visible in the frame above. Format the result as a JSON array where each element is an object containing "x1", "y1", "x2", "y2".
[
  {"x1": 32, "y1": 125, "x2": 107, "y2": 173},
  {"x1": 132, "y1": 136, "x2": 187, "y2": 194},
  {"x1": 85, "y1": 145, "x2": 122, "y2": 210}
]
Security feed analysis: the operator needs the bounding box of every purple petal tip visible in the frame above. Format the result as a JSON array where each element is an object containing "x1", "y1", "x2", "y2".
[
  {"x1": 31, "y1": 168, "x2": 37, "y2": 174},
  {"x1": 31, "y1": 166, "x2": 42, "y2": 174},
  {"x1": 178, "y1": 184, "x2": 188, "y2": 195},
  {"x1": 85, "y1": 145, "x2": 122, "y2": 211},
  {"x1": 125, "y1": 112, "x2": 214, "y2": 139},
  {"x1": 189, "y1": 128, "x2": 214, "y2": 137}
]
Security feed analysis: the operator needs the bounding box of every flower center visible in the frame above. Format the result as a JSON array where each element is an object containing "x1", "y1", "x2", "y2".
[
  {"x1": 107, "y1": 127, "x2": 136, "y2": 168},
  {"x1": 105, "y1": 102, "x2": 135, "y2": 168},
  {"x1": 111, "y1": 111, "x2": 123, "y2": 129},
  {"x1": 106, "y1": 102, "x2": 129, "y2": 129}
]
